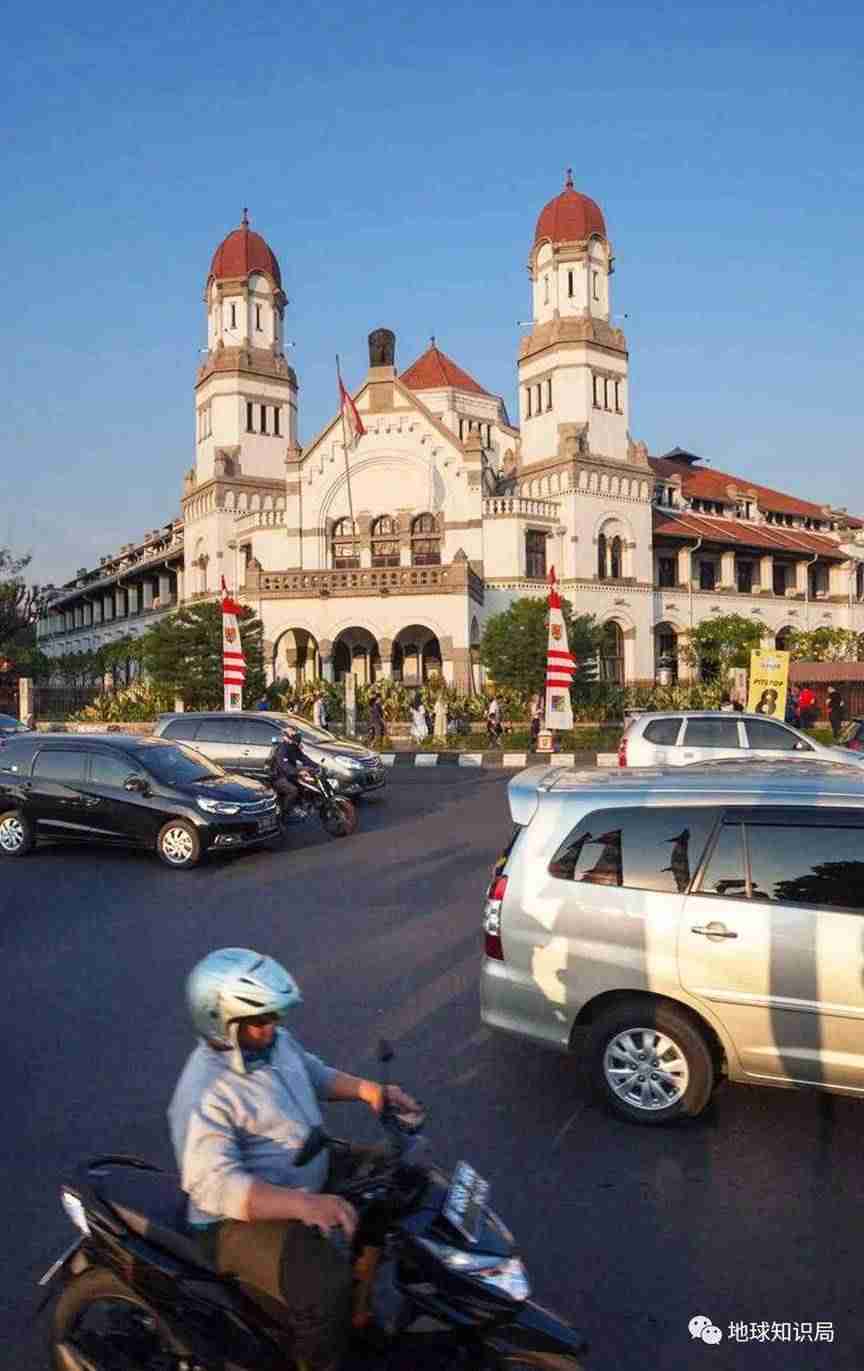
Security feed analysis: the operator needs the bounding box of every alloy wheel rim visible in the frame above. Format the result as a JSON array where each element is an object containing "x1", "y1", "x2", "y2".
[
  {"x1": 0, "y1": 815, "x2": 24, "y2": 853},
  {"x1": 161, "y1": 826, "x2": 194, "y2": 864},
  {"x1": 604, "y1": 1027, "x2": 690, "y2": 1111}
]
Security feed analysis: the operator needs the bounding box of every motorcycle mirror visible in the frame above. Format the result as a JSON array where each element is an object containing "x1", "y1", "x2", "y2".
[{"x1": 377, "y1": 1039, "x2": 395, "y2": 1065}]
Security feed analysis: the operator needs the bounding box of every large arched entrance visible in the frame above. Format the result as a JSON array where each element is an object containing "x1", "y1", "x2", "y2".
[
  {"x1": 273, "y1": 628, "x2": 320, "y2": 689},
  {"x1": 333, "y1": 627, "x2": 380, "y2": 684},
  {"x1": 392, "y1": 624, "x2": 442, "y2": 686}
]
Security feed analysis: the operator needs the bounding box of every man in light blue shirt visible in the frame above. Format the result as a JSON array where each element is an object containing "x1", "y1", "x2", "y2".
[{"x1": 169, "y1": 948, "x2": 417, "y2": 1371}]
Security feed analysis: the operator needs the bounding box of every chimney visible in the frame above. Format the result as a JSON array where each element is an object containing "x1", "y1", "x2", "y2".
[{"x1": 366, "y1": 327, "x2": 396, "y2": 411}]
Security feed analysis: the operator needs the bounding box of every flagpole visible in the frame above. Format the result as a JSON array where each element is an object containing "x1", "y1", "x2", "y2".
[{"x1": 336, "y1": 354, "x2": 356, "y2": 534}]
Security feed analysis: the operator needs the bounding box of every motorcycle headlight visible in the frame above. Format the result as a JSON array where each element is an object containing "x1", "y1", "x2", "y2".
[
  {"x1": 61, "y1": 1189, "x2": 91, "y2": 1236},
  {"x1": 415, "y1": 1237, "x2": 530, "y2": 1301},
  {"x1": 196, "y1": 798, "x2": 241, "y2": 815}
]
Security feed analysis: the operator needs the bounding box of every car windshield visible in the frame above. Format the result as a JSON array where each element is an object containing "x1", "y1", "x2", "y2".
[{"x1": 133, "y1": 743, "x2": 225, "y2": 785}]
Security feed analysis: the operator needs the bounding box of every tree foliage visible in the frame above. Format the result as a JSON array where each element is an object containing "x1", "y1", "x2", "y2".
[
  {"x1": 679, "y1": 614, "x2": 764, "y2": 679},
  {"x1": 0, "y1": 547, "x2": 43, "y2": 658},
  {"x1": 479, "y1": 596, "x2": 599, "y2": 699},
  {"x1": 785, "y1": 626, "x2": 862, "y2": 662},
  {"x1": 139, "y1": 601, "x2": 265, "y2": 709}
]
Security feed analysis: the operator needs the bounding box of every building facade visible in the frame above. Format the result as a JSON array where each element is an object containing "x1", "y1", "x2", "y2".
[{"x1": 39, "y1": 181, "x2": 864, "y2": 687}]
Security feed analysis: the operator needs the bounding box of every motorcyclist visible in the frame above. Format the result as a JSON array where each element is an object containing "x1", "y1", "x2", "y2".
[
  {"x1": 168, "y1": 948, "x2": 419, "y2": 1371},
  {"x1": 269, "y1": 725, "x2": 310, "y2": 815}
]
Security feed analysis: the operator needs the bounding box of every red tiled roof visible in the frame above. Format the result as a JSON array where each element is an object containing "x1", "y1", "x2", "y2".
[
  {"x1": 209, "y1": 217, "x2": 282, "y2": 288},
  {"x1": 534, "y1": 172, "x2": 606, "y2": 246},
  {"x1": 400, "y1": 345, "x2": 490, "y2": 396},
  {"x1": 653, "y1": 510, "x2": 846, "y2": 560},
  {"x1": 649, "y1": 456, "x2": 826, "y2": 519}
]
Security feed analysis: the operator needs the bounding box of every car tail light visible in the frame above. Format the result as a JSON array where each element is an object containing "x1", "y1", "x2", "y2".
[
  {"x1": 484, "y1": 875, "x2": 507, "y2": 960},
  {"x1": 618, "y1": 735, "x2": 628, "y2": 767}
]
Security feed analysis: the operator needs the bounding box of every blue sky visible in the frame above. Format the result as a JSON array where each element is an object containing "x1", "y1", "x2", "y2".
[{"x1": 4, "y1": 0, "x2": 863, "y2": 585}]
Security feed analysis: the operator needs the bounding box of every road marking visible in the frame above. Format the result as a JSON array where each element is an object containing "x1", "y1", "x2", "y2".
[
  {"x1": 414, "y1": 754, "x2": 439, "y2": 766},
  {"x1": 502, "y1": 753, "x2": 528, "y2": 767},
  {"x1": 379, "y1": 754, "x2": 396, "y2": 767},
  {"x1": 596, "y1": 753, "x2": 619, "y2": 768},
  {"x1": 458, "y1": 753, "x2": 483, "y2": 766},
  {"x1": 549, "y1": 753, "x2": 576, "y2": 767}
]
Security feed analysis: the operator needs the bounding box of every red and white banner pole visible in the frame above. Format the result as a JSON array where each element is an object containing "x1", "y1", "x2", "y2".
[{"x1": 221, "y1": 578, "x2": 247, "y2": 712}]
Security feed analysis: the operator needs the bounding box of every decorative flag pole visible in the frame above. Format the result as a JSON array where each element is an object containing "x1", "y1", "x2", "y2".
[
  {"x1": 221, "y1": 577, "x2": 247, "y2": 712},
  {"x1": 336, "y1": 355, "x2": 366, "y2": 535},
  {"x1": 538, "y1": 566, "x2": 577, "y2": 751}
]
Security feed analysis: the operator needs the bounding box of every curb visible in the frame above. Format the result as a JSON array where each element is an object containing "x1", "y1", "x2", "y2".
[{"x1": 379, "y1": 751, "x2": 618, "y2": 769}]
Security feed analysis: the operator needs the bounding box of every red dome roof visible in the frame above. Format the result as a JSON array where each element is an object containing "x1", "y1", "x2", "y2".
[
  {"x1": 534, "y1": 172, "x2": 606, "y2": 246},
  {"x1": 209, "y1": 212, "x2": 282, "y2": 287}
]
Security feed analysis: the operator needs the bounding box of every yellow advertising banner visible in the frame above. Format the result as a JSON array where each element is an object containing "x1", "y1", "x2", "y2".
[{"x1": 746, "y1": 650, "x2": 790, "y2": 719}]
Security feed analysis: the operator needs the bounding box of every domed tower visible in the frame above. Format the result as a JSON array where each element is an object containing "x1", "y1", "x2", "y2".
[
  {"x1": 194, "y1": 211, "x2": 298, "y2": 484},
  {"x1": 518, "y1": 172, "x2": 629, "y2": 466}
]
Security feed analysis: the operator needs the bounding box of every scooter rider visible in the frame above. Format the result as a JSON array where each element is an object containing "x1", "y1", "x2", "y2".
[
  {"x1": 269, "y1": 725, "x2": 310, "y2": 814},
  {"x1": 168, "y1": 948, "x2": 419, "y2": 1371}
]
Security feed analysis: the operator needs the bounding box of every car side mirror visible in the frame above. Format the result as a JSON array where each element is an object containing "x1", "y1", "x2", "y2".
[{"x1": 124, "y1": 775, "x2": 149, "y2": 795}]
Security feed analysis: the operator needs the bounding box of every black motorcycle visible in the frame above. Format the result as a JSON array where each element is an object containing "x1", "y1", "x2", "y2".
[
  {"x1": 279, "y1": 763, "x2": 358, "y2": 839},
  {"x1": 41, "y1": 1051, "x2": 587, "y2": 1371}
]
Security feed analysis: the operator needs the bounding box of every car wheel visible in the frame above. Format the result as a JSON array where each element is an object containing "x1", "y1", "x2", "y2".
[
  {"x1": 588, "y1": 998, "x2": 715, "y2": 1125},
  {"x1": 156, "y1": 819, "x2": 201, "y2": 869},
  {"x1": 0, "y1": 808, "x2": 35, "y2": 857}
]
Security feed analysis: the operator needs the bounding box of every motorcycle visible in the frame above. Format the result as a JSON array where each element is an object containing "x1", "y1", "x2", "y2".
[
  {"x1": 278, "y1": 763, "x2": 358, "y2": 839},
  {"x1": 41, "y1": 1044, "x2": 587, "y2": 1371}
]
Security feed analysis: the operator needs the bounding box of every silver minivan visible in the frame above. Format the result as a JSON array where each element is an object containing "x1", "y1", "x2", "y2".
[
  {"x1": 481, "y1": 760, "x2": 864, "y2": 1124},
  {"x1": 619, "y1": 710, "x2": 861, "y2": 769}
]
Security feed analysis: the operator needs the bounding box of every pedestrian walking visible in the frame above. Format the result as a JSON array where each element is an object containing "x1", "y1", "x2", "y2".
[
  {"x1": 434, "y1": 693, "x2": 448, "y2": 740},
  {"x1": 827, "y1": 686, "x2": 846, "y2": 741},
  {"x1": 410, "y1": 691, "x2": 428, "y2": 743},
  {"x1": 785, "y1": 685, "x2": 800, "y2": 727},
  {"x1": 312, "y1": 691, "x2": 327, "y2": 730},
  {"x1": 368, "y1": 691, "x2": 385, "y2": 746},
  {"x1": 530, "y1": 693, "x2": 543, "y2": 746},
  {"x1": 798, "y1": 686, "x2": 817, "y2": 729},
  {"x1": 486, "y1": 693, "x2": 503, "y2": 745}
]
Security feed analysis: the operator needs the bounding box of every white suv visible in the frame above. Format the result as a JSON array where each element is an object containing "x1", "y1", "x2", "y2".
[{"x1": 618, "y1": 711, "x2": 859, "y2": 769}]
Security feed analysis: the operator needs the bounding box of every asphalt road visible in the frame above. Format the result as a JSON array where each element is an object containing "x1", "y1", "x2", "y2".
[{"x1": 3, "y1": 770, "x2": 863, "y2": 1371}]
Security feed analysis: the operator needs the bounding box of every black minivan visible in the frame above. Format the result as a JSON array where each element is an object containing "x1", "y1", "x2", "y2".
[{"x1": 0, "y1": 734, "x2": 280, "y2": 869}]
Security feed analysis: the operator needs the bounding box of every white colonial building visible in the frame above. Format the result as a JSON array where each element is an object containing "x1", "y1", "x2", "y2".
[{"x1": 39, "y1": 181, "x2": 864, "y2": 687}]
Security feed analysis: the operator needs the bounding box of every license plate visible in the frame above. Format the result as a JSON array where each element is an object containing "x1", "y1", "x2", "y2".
[
  {"x1": 443, "y1": 1161, "x2": 489, "y2": 1244},
  {"x1": 257, "y1": 815, "x2": 278, "y2": 833}
]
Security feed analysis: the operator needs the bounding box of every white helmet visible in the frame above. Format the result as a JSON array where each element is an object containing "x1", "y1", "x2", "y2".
[{"x1": 187, "y1": 948, "x2": 302, "y2": 1073}]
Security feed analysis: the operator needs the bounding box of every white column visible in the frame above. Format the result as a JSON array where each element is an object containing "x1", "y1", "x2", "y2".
[
  {"x1": 721, "y1": 549, "x2": 736, "y2": 589},
  {"x1": 159, "y1": 572, "x2": 173, "y2": 603},
  {"x1": 677, "y1": 546, "x2": 693, "y2": 587},
  {"x1": 795, "y1": 560, "x2": 808, "y2": 594},
  {"x1": 759, "y1": 554, "x2": 773, "y2": 594},
  {"x1": 127, "y1": 585, "x2": 139, "y2": 615},
  {"x1": 103, "y1": 596, "x2": 114, "y2": 622},
  {"x1": 142, "y1": 581, "x2": 154, "y2": 611}
]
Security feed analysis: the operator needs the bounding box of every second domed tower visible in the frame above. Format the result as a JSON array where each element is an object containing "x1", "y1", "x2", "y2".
[
  {"x1": 194, "y1": 211, "x2": 298, "y2": 485},
  {"x1": 519, "y1": 173, "x2": 629, "y2": 467}
]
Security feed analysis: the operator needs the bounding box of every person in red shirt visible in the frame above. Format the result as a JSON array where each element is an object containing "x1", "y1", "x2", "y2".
[{"x1": 797, "y1": 686, "x2": 817, "y2": 728}]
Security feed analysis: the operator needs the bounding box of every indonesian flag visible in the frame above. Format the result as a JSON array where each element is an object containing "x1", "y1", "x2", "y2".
[
  {"x1": 221, "y1": 578, "x2": 246, "y2": 712},
  {"x1": 338, "y1": 370, "x2": 366, "y2": 448},
  {"x1": 545, "y1": 566, "x2": 576, "y2": 731}
]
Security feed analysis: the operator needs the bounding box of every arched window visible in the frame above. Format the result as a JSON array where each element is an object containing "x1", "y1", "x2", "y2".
[
  {"x1": 775, "y1": 626, "x2": 795, "y2": 653},
  {"x1": 610, "y1": 536, "x2": 623, "y2": 579},
  {"x1": 371, "y1": 515, "x2": 400, "y2": 568},
  {"x1": 597, "y1": 533, "x2": 607, "y2": 579},
  {"x1": 331, "y1": 518, "x2": 359, "y2": 570},
  {"x1": 411, "y1": 513, "x2": 441, "y2": 567},
  {"x1": 599, "y1": 622, "x2": 625, "y2": 684}
]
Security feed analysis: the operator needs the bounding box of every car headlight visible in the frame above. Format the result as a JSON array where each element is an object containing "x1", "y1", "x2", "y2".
[
  {"x1": 332, "y1": 756, "x2": 364, "y2": 772},
  {"x1": 415, "y1": 1237, "x2": 530, "y2": 1301},
  {"x1": 196, "y1": 798, "x2": 241, "y2": 815}
]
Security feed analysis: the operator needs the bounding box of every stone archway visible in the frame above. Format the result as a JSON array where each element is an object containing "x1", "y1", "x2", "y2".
[
  {"x1": 333, "y1": 626, "x2": 380, "y2": 684},
  {"x1": 273, "y1": 627, "x2": 320, "y2": 689},
  {"x1": 392, "y1": 624, "x2": 442, "y2": 686}
]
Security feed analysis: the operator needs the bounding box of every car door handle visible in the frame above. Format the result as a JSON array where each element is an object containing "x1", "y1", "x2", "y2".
[{"x1": 691, "y1": 923, "x2": 738, "y2": 939}]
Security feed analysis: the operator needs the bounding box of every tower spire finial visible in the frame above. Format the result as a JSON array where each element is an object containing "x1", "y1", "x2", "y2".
[
  {"x1": 565, "y1": 168, "x2": 574, "y2": 190},
  {"x1": 241, "y1": 207, "x2": 250, "y2": 227}
]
